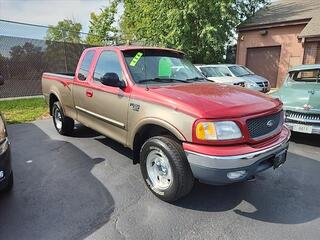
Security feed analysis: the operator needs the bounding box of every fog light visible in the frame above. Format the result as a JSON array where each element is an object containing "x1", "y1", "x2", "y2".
[
  {"x1": 227, "y1": 170, "x2": 247, "y2": 180},
  {"x1": 0, "y1": 171, "x2": 4, "y2": 179}
]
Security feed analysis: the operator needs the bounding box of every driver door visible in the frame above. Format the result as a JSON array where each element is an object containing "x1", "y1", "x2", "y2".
[{"x1": 78, "y1": 50, "x2": 129, "y2": 145}]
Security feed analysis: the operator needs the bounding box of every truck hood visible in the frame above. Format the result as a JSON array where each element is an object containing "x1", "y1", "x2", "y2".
[
  {"x1": 276, "y1": 82, "x2": 320, "y2": 112},
  {"x1": 147, "y1": 83, "x2": 281, "y2": 118}
]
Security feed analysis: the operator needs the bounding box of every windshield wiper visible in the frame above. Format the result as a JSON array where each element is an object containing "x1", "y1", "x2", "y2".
[
  {"x1": 138, "y1": 78, "x2": 189, "y2": 84},
  {"x1": 238, "y1": 73, "x2": 252, "y2": 77},
  {"x1": 185, "y1": 77, "x2": 207, "y2": 82}
]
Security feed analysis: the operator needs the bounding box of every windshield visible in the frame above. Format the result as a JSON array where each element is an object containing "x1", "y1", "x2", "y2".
[
  {"x1": 123, "y1": 49, "x2": 206, "y2": 84},
  {"x1": 288, "y1": 69, "x2": 320, "y2": 83},
  {"x1": 200, "y1": 66, "x2": 225, "y2": 77},
  {"x1": 228, "y1": 66, "x2": 253, "y2": 77}
]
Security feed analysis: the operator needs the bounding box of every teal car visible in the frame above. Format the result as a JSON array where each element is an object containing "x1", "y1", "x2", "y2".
[{"x1": 272, "y1": 64, "x2": 320, "y2": 134}]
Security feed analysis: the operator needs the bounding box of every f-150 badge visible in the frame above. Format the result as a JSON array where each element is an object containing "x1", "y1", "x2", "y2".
[{"x1": 130, "y1": 103, "x2": 140, "y2": 112}]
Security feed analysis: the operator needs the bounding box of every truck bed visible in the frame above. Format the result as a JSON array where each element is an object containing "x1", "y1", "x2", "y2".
[{"x1": 42, "y1": 72, "x2": 75, "y2": 80}]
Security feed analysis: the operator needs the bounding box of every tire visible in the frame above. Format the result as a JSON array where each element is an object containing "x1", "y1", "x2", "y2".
[
  {"x1": 52, "y1": 101, "x2": 74, "y2": 136},
  {"x1": 140, "y1": 136, "x2": 194, "y2": 202},
  {"x1": 2, "y1": 172, "x2": 13, "y2": 192}
]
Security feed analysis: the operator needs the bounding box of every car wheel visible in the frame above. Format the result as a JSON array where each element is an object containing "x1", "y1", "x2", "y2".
[
  {"x1": 52, "y1": 102, "x2": 74, "y2": 135},
  {"x1": 140, "y1": 136, "x2": 194, "y2": 202}
]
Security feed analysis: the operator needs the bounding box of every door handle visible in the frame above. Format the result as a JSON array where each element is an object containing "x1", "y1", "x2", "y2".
[{"x1": 86, "y1": 89, "x2": 93, "y2": 97}]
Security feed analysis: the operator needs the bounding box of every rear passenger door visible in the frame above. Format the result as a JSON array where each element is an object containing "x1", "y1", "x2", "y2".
[{"x1": 73, "y1": 50, "x2": 95, "y2": 124}]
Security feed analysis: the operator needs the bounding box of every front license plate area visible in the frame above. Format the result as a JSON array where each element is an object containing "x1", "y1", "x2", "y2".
[
  {"x1": 286, "y1": 123, "x2": 313, "y2": 133},
  {"x1": 273, "y1": 149, "x2": 287, "y2": 169}
]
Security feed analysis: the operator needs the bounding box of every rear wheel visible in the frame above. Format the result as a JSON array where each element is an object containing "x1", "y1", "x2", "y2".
[
  {"x1": 52, "y1": 102, "x2": 74, "y2": 135},
  {"x1": 140, "y1": 136, "x2": 194, "y2": 202}
]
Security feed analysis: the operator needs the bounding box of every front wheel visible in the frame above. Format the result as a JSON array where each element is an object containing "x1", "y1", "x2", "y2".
[
  {"x1": 52, "y1": 102, "x2": 74, "y2": 135},
  {"x1": 140, "y1": 136, "x2": 194, "y2": 202}
]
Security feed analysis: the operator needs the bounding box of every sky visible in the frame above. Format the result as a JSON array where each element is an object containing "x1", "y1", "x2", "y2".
[{"x1": 0, "y1": 0, "x2": 123, "y2": 39}]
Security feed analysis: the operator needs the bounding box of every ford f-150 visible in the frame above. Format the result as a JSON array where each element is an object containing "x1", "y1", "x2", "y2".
[{"x1": 42, "y1": 46, "x2": 290, "y2": 202}]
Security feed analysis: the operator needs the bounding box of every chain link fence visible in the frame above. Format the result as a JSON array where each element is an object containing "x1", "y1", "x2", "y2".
[
  {"x1": 0, "y1": 19, "x2": 114, "y2": 98},
  {"x1": 0, "y1": 19, "x2": 241, "y2": 99}
]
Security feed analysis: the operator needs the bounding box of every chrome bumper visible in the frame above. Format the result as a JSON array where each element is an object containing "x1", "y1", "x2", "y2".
[
  {"x1": 185, "y1": 133, "x2": 290, "y2": 185},
  {"x1": 185, "y1": 133, "x2": 290, "y2": 170}
]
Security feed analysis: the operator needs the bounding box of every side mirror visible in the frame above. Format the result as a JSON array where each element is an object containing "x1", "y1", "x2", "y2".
[
  {"x1": 0, "y1": 75, "x2": 4, "y2": 86},
  {"x1": 101, "y1": 72, "x2": 125, "y2": 88}
]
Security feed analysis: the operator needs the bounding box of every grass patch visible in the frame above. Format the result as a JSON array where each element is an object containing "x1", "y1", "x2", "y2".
[{"x1": 0, "y1": 97, "x2": 49, "y2": 124}]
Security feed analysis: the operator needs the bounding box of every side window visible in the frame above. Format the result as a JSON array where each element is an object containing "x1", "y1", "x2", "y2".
[
  {"x1": 93, "y1": 51, "x2": 122, "y2": 82},
  {"x1": 78, "y1": 50, "x2": 95, "y2": 81}
]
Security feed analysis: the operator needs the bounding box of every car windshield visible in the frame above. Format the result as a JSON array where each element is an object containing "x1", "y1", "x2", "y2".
[
  {"x1": 228, "y1": 66, "x2": 253, "y2": 77},
  {"x1": 123, "y1": 49, "x2": 206, "y2": 84},
  {"x1": 288, "y1": 69, "x2": 320, "y2": 83},
  {"x1": 200, "y1": 66, "x2": 225, "y2": 77}
]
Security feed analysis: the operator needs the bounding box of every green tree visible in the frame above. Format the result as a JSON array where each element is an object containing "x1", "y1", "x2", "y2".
[
  {"x1": 120, "y1": 0, "x2": 269, "y2": 63},
  {"x1": 46, "y1": 19, "x2": 82, "y2": 43},
  {"x1": 86, "y1": 0, "x2": 120, "y2": 45}
]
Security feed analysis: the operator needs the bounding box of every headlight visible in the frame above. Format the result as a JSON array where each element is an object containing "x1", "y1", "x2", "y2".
[
  {"x1": 245, "y1": 81, "x2": 258, "y2": 89},
  {"x1": 195, "y1": 121, "x2": 242, "y2": 140}
]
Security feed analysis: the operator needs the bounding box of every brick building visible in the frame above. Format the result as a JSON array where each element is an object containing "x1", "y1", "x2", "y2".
[{"x1": 237, "y1": 0, "x2": 320, "y2": 87}]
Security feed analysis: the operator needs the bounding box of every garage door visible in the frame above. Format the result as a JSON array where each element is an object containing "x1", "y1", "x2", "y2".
[{"x1": 246, "y1": 46, "x2": 281, "y2": 87}]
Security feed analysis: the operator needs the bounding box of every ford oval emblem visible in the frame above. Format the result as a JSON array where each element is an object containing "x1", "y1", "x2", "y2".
[{"x1": 266, "y1": 120, "x2": 275, "y2": 128}]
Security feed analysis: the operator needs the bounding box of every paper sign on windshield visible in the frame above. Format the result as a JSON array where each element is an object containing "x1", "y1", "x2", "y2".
[{"x1": 130, "y1": 52, "x2": 143, "y2": 66}]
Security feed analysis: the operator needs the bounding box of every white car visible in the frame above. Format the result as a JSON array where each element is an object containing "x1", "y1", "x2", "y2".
[
  {"x1": 195, "y1": 65, "x2": 245, "y2": 87},
  {"x1": 196, "y1": 64, "x2": 271, "y2": 92}
]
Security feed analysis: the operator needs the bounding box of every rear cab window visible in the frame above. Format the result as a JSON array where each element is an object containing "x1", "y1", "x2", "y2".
[{"x1": 78, "y1": 50, "x2": 95, "y2": 81}]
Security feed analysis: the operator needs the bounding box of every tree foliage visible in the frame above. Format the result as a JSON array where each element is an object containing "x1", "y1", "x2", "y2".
[
  {"x1": 86, "y1": 0, "x2": 120, "y2": 45},
  {"x1": 46, "y1": 19, "x2": 82, "y2": 43},
  {"x1": 120, "y1": 0, "x2": 270, "y2": 63}
]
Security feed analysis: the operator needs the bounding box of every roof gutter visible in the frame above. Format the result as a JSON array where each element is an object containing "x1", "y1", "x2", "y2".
[{"x1": 238, "y1": 19, "x2": 311, "y2": 32}]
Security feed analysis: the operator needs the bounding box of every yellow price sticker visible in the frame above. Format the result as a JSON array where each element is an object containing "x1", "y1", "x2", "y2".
[{"x1": 129, "y1": 52, "x2": 143, "y2": 66}]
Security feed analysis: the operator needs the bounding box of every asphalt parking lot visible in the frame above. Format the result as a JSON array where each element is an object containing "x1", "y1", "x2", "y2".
[{"x1": 1, "y1": 119, "x2": 320, "y2": 240}]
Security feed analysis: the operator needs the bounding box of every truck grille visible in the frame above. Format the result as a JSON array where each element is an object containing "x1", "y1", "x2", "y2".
[
  {"x1": 256, "y1": 81, "x2": 269, "y2": 93},
  {"x1": 285, "y1": 111, "x2": 320, "y2": 125},
  {"x1": 233, "y1": 82, "x2": 245, "y2": 87},
  {"x1": 247, "y1": 111, "x2": 283, "y2": 139},
  {"x1": 256, "y1": 81, "x2": 269, "y2": 88}
]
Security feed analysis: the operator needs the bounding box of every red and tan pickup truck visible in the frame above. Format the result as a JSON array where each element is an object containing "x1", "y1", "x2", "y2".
[{"x1": 42, "y1": 46, "x2": 290, "y2": 202}]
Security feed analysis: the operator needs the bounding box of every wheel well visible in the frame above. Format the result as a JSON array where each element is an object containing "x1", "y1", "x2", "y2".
[
  {"x1": 132, "y1": 124, "x2": 179, "y2": 164},
  {"x1": 49, "y1": 94, "x2": 59, "y2": 115}
]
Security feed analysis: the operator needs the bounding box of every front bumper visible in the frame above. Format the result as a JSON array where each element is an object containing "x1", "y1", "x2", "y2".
[
  {"x1": 185, "y1": 128, "x2": 290, "y2": 185},
  {"x1": 0, "y1": 138, "x2": 12, "y2": 190}
]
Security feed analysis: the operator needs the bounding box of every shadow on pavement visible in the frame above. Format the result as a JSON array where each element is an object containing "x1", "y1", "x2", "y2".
[
  {"x1": 72, "y1": 123, "x2": 102, "y2": 138},
  {"x1": 176, "y1": 151, "x2": 320, "y2": 224},
  {"x1": 290, "y1": 131, "x2": 320, "y2": 147},
  {"x1": 71, "y1": 124, "x2": 320, "y2": 225},
  {"x1": 0, "y1": 123, "x2": 114, "y2": 240}
]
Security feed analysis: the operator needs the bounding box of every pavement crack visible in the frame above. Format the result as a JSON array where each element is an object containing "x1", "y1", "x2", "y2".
[{"x1": 114, "y1": 215, "x2": 127, "y2": 240}]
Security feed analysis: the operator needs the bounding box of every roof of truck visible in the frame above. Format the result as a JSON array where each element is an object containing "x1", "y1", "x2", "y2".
[{"x1": 86, "y1": 45, "x2": 185, "y2": 55}]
